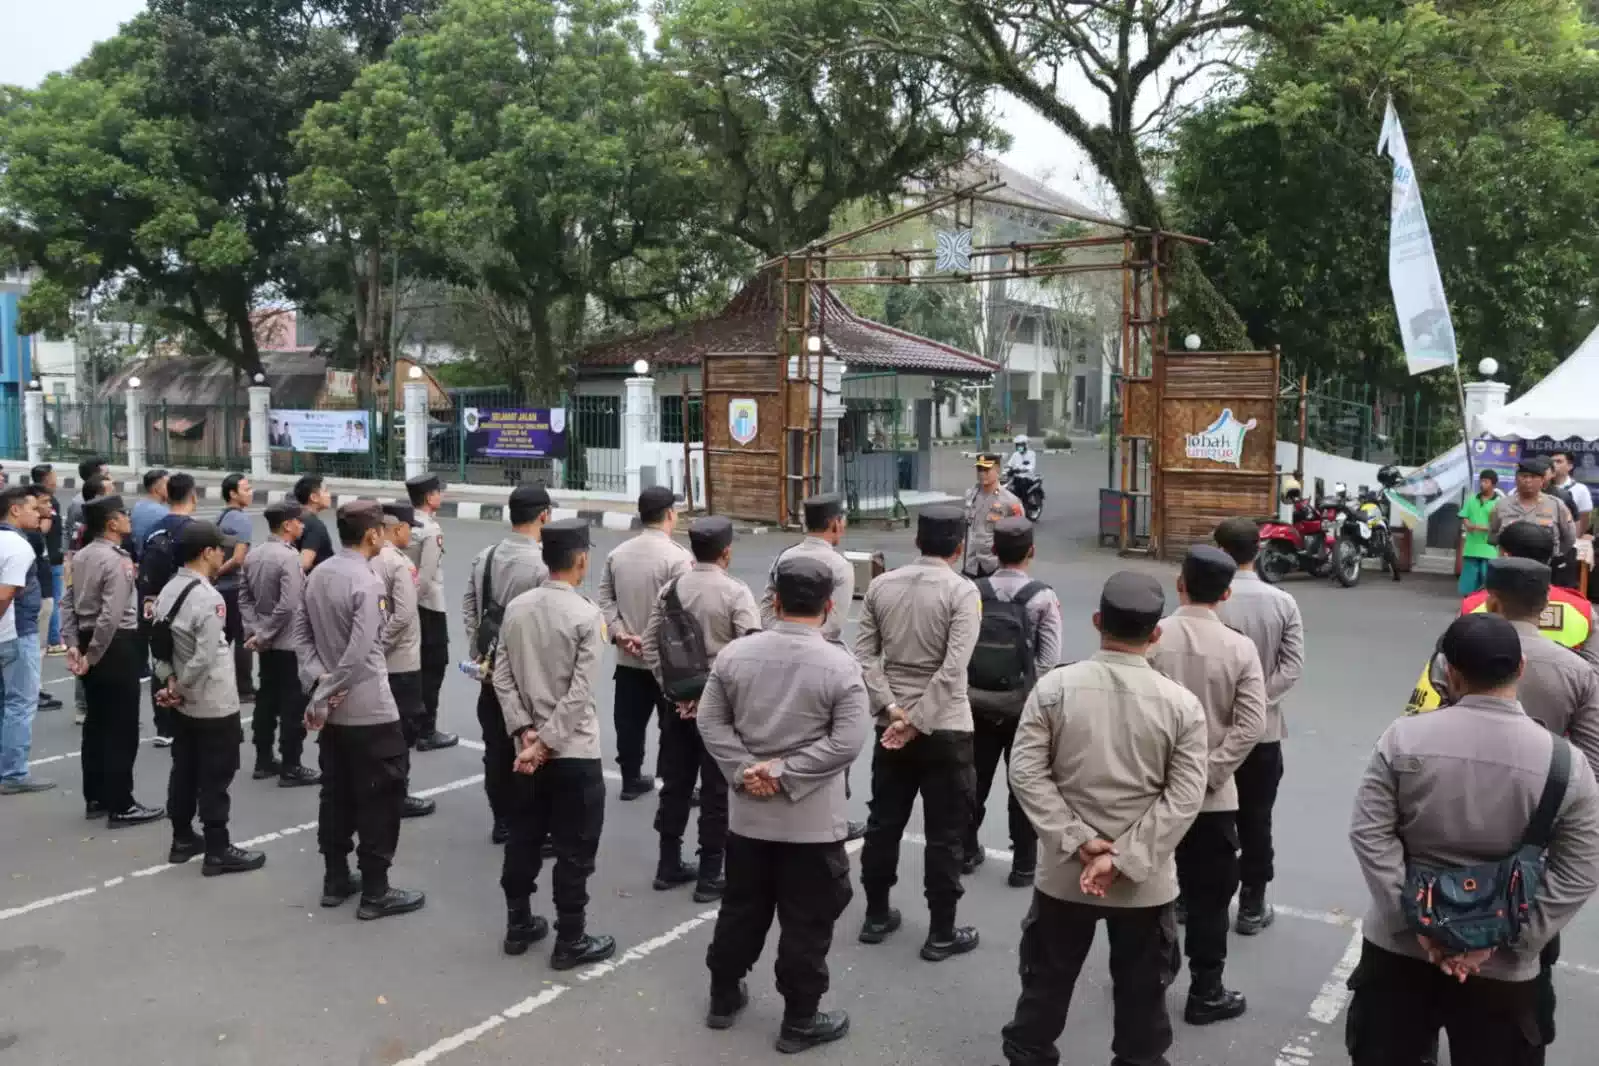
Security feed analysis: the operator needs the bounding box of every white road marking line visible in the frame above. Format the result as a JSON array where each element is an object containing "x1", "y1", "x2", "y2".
[
  {"x1": 1308, "y1": 930, "x2": 1365, "y2": 1024},
  {"x1": 393, "y1": 986, "x2": 569, "y2": 1066},
  {"x1": 0, "y1": 773, "x2": 483, "y2": 924},
  {"x1": 28, "y1": 715, "x2": 256, "y2": 768},
  {"x1": 1561, "y1": 959, "x2": 1599, "y2": 978}
]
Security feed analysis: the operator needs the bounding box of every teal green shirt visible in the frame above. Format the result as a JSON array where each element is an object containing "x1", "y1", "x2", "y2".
[{"x1": 1459, "y1": 492, "x2": 1498, "y2": 559}]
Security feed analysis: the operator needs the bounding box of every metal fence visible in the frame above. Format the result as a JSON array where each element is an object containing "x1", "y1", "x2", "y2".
[
  {"x1": 840, "y1": 371, "x2": 909, "y2": 521},
  {"x1": 1277, "y1": 377, "x2": 1455, "y2": 468}
]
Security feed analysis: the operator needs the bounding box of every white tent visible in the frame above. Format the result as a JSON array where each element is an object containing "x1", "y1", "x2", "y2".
[{"x1": 1480, "y1": 323, "x2": 1599, "y2": 440}]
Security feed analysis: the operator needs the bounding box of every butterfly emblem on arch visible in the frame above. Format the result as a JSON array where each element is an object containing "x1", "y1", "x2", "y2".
[{"x1": 935, "y1": 229, "x2": 974, "y2": 273}]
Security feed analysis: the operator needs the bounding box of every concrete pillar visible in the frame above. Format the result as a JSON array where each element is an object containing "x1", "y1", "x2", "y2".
[
  {"x1": 126, "y1": 386, "x2": 146, "y2": 472},
  {"x1": 248, "y1": 385, "x2": 271, "y2": 478},
  {"x1": 623, "y1": 375, "x2": 654, "y2": 499},
  {"x1": 1464, "y1": 380, "x2": 1510, "y2": 438},
  {"x1": 24, "y1": 387, "x2": 44, "y2": 466},
  {"x1": 403, "y1": 380, "x2": 429, "y2": 479}
]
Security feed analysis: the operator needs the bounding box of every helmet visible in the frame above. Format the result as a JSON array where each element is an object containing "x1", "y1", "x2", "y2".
[
  {"x1": 1333, "y1": 481, "x2": 1348, "y2": 497},
  {"x1": 1013, "y1": 434, "x2": 1028, "y2": 447},
  {"x1": 1281, "y1": 476, "x2": 1302, "y2": 501},
  {"x1": 1376, "y1": 464, "x2": 1404, "y2": 488}
]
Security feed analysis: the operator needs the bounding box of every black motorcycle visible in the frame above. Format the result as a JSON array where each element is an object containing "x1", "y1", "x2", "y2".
[{"x1": 1005, "y1": 470, "x2": 1045, "y2": 521}]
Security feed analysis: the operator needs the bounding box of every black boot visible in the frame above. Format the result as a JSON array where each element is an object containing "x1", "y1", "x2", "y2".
[
  {"x1": 415, "y1": 729, "x2": 459, "y2": 752},
  {"x1": 253, "y1": 757, "x2": 282, "y2": 780},
  {"x1": 168, "y1": 831, "x2": 205, "y2": 864},
  {"x1": 705, "y1": 980, "x2": 749, "y2": 1030},
  {"x1": 619, "y1": 775, "x2": 655, "y2": 801},
  {"x1": 320, "y1": 869, "x2": 362, "y2": 908},
  {"x1": 108, "y1": 801, "x2": 165, "y2": 827},
  {"x1": 203, "y1": 845, "x2": 266, "y2": 877},
  {"x1": 920, "y1": 926, "x2": 980, "y2": 962},
  {"x1": 693, "y1": 854, "x2": 725, "y2": 903},
  {"x1": 357, "y1": 886, "x2": 427, "y2": 921},
  {"x1": 1234, "y1": 885, "x2": 1276, "y2": 936},
  {"x1": 1185, "y1": 972, "x2": 1247, "y2": 1025},
  {"x1": 277, "y1": 765, "x2": 320, "y2": 788},
  {"x1": 653, "y1": 840, "x2": 696, "y2": 891},
  {"x1": 960, "y1": 846, "x2": 986, "y2": 875},
  {"x1": 503, "y1": 902, "x2": 550, "y2": 956},
  {"x1": 857, "y1": 907, "x2": 901, "y2": 945},
  {"x1": 775, "y1": 1010, "x2": 850, "y2": 1054},
  {"x1": 402, "y1": 794, "x2": 437, "y2": 818},
  {"x1": 550, "y1": 933, "x2": 616, "y2": 971}
]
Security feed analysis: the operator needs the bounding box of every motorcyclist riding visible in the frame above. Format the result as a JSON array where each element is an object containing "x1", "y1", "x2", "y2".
[{"x1": 1004, "y1": 434, "x2": 1037, "y2": 478}]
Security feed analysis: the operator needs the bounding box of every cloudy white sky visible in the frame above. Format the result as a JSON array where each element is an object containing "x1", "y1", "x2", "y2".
[{"x1": 0, "y1": 0, "x2": 1095, "y2": 203}]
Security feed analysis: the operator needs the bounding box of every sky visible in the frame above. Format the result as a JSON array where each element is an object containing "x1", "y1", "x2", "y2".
[{"x1": 0, "y1": 0, "x2": 1095, "y2": 204}]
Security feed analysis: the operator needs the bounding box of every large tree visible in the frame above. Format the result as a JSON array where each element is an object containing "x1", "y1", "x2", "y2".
[{"x1": 1171, "y1": 0, "x2": 1599, "y2": 393}]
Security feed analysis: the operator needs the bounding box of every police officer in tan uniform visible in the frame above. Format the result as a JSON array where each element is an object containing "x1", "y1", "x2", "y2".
[
  {"x1": 1148, "y1": 545, "x2": 1266, "y2": 1025},
  {"x1": 597, "y1": 485, "x2": 691, "y2": 799},
  {"x1": 492, "y1": 518, "x2": 615, "y2": 970},
  {"x1": 759, "y1": 494, "x2": 854, "y2": 641},
  {"x1": 961, "y1": 454, "x2": 1023, "y2": 578},
  {"x1": 999, "y1": 571, "x2": 1210, "y2": 1066},
  {"x1": 698, "y1": 555, "x2": 870, "y2": 1053},
  {"x1": 854, "y1": 505, "x2": 982, "y2": 961},
  {"x1": 63, "y1": 494, "x2": 164, "y2": 825},
  {"x1": 463, "y1": 483, "x2": 552, "y2": 843},
  {"x1": 294, "y1": 500, "x2": 424, "y2": 921},
  {"x1": 240, "y1": 500, "x2": 319, "y2": 786},
  {"x1": 642, "y1": 515, "x2": 761, "y2": 902},
  {"x1": 376, "y1": 503, "x2": 437, "y2": 819},
  {"x1": 404, "y1": 473, "x2": 457, "y2": 751}
]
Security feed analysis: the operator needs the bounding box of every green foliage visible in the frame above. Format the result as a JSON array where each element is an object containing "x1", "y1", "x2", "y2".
[{"x1": 1171, "y1": 0, "x2": 1599, "y2": 395}]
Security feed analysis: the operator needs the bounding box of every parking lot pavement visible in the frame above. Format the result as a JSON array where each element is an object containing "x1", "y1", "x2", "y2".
[{"x1": 3, "y1": 509, "x2": 1597, "y2": 1064}]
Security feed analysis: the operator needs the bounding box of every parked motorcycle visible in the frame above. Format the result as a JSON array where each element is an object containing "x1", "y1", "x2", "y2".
[
  {"x1": 1005, "y1": 470, "x2": 1045, "y2": 522},
  {"x1": 1256, "y1": 482, "x2": 1333, "y2": 584}
]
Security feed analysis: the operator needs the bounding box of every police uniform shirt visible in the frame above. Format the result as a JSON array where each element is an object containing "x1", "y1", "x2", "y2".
[
  {"x1": 1351, "y1": 693, "x2": 1599, "y2": 981},
  {"x1": 1503, "y1": 619, "x2": 1599, "y2": 776},
  {"x1": 1491, "y1": 492, "x2": 1576, "y2": 558},
  {"x1": 853, "y1": 556, "x2": 981, "y2": 734},
  {"x1": 371, "y1": 541, "x2": 422, "y2": 673},
  {"x1": 239, "y1": 539, "x2": 305, "y2": 651},
  {"x1": 463, "y1": 532, "x2": 548, "y2": 655},
  {"x1": 596, "y1": 527, "x2": 692, "y2": 669},
  {"x1": 961, "y1": 484, "x2": 1023, "y2": 570},
  {"x1": 1216, "y1": 570, "x2": 1304, "y2": 743},
  {"x1": 758, "y1": 536, "x2": 855, "y2": 640},
  {"x1": 698, "y1": 620, "x2": 871, "y2": 843},
  {"x1": 1147, "y1": 605, "x2": 1268, "y2": 812},
  {"x1": 491, "y1": 580, "x2": 606, "y2": 759},
  {"x1": 1009, "y1": 651, "x2": 1210, "y2": 908},
  {"x1": 984, "y1": 566, "x2": 1063, "y2": 677},
  {"x1": 291, "y1": 548, "x2": 400, "y2": 726},
  {"x1": 405, "y1": 511, "x2": 447, "y2": 613},
  {"x1": 154, "y1": 570, "x2": 238, "y2": 718},
  {"x1": 60, "y1": 536, "x2": 138, "y2": 666},
  {"x1": 643, "y1": 562, "x2": 761, "y2": 688}
]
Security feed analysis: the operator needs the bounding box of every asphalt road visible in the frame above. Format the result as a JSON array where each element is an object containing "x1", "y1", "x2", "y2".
[{"x1": 3, "y1": 494, "x2": 1597, "y2": 1066}]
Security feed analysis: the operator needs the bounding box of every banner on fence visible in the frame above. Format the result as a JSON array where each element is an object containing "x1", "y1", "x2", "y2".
[
  {"x1": 462, "y1": 407, "x2": 567, "y2": 460},
  {"x1": 1471, "y1": 438, "x2": 1522, "y2": 483},
  {"x1": 1388, "y1": 442, "x2": 1469, "y2": 529},
  {"x1": 269, "y1": 409, "x2": 371, "y2": 453}
]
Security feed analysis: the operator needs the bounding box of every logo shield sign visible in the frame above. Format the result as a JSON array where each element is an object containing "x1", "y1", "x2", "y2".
[
  {"x1": 729, "y1": 398, "x2": 759, "y2": 445},
  {"x1": 549, "y1": 407, "x2": 566, "y2": 435}
]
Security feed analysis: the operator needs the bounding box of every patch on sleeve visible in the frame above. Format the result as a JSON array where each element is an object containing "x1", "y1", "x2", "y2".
[
  {"x1": 378, "y1": 596, "x2": 389, "y2": 613},
  {"x1": 215, "y1": 602, "x2": 227, "y2": 620}
]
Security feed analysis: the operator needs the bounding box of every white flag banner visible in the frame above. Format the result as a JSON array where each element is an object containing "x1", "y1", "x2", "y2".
[{"x1": 1378, "y1": 99, "x2": 1458, "y2": 376}]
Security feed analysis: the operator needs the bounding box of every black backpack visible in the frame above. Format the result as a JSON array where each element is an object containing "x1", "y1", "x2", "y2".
[
  {"x1": 656, "y1": 577, "x2": 711, "y2": 702},
  {"x1": 148, "y1": 577, "x2": 200, "y2": 669},
  {"x1": 137, "y1": 518, "x2": 190, "y2": 629},
  {"x1": 475, "y1": 545, "x2": 503, "y2": 661},
  {"x1": 967, "y1": 578, "x2": 1048, "y2": 697}
]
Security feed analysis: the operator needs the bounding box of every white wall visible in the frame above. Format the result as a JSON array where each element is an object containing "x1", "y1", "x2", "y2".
[{"x1": 1276, "y1": 440, "x2": 1385, "y2": 499}]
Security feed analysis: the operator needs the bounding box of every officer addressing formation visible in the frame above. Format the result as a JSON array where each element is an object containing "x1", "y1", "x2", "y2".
[{"x1": 29, "y1": 453, "x2": 1599, "y2": 1066}]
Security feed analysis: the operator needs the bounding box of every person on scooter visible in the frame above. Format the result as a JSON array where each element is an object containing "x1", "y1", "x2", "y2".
[{"x1": 1004, "y1": 435, "x2": 1037, "y2": 479}]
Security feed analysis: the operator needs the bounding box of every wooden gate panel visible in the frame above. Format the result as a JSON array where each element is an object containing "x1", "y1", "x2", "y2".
[{"x1": 703, "y1": 353, "x2": 785, "y2": 524}]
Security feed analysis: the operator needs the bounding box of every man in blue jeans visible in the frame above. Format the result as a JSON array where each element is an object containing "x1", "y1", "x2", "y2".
[{"x1": 0, "y1": 486, "x2": 51, "y2": 795}]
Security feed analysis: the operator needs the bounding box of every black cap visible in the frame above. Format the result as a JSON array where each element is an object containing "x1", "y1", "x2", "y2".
[
  {"x1": 638, "y1": 485, "x2": 675, "y2": 516},
  {"x1": 1487, "y1": 556, "x2": 1551, "y2": 598},
  {"x1": 993, "y1": 515, "x2": 1034, "y2": 555},
  {"x1": 688, "y1": 515, "x2": 734, "y2": 555},
  {"x1": 382, "y1": 501, "x2": 423, "y2": 527},
  {"x1": 263, "y1": 499, "x2": 303, "y2": 526},
  {"x1": 1181, "y1": 544, "x2": 1238, "y2": 602},
  {"x1": 1440, "y1": 613, "x2": 1522, "y2": 686},
  {"x1": 177, "y1": 519, "x2": 239, "y2": 556},
  {"x1": 337, "y1": 499, "x2": 385, "y2": 536},
  {"x1": 510, "y1": 483, "x2": 551, "y2": 511},
  {"x1": 1498, "y1": 521, "x2": 1556, "y2": 564},
  {"x1": 543, "y1": 517, "x2": 591, "y2": 554},
  {"x1": 802, "y1": 493, "x2": 843, "y2": 528},
  {"x1": 405, "y1": 473, "x2": 442, "y2": 494},
  {"x1": 85, "y1": 494, "x2": 126, "y2": 527},
  {"x1": 774, "y1": 555, "x2": 835, "y2": 610},
  {"x1": 1518, "y1": 455, "x2": 1551, "y2": 476},
  {"x1": 918, "y1": 504, "x2": 964, "y2": 540},
  {"x1": 1100, "y1": 570, "x2": 1165, "y2": 616}
]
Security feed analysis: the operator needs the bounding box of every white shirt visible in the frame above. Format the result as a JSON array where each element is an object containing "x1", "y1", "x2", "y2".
[
  {"x1": 1555, "y1": 476, "x2": 1593, "y2": 516},
  {"x1": 0, "y1": 529, "x2": 34, "y2": 642},
  {"x1": 1004, "y1": 449, "x2": 1037, "y2": 476}
]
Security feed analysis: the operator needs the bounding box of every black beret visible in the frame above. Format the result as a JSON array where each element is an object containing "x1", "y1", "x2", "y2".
[
  {"x1": 993, "y1": 515, "x2": 1034, "y2": 554},
  {"x1": 1440, "y1": 613, "x2": 1522, "y2": 681},
  {"x1": 85, "y1": 494, "x2": 126, "y2": 522},
  {"x1": 510, "y1": 483, "x2": 551, "y2": 511},
  {"x1": 775, "y1": 555, "x2": 835, "y2": 603},
  {"x1": 262, "y1": 499, "x2": 303, "y2": 525},
  {"x1": 918, "y1": 504, "x2": 965, "y2": 540},
  {"x1": 1517, "y1": 455, "x2": 1551, "y2": 476},
  {"x1": 689, "y1": 515, "x2": 734, "y2": 554},
  {"x1": 178, "y1": 519, "x2": 238, "y2": 555},
  {"x1": 1498, "y1": 521, "x2": 1557, "y2": 563},
  {"x1": 336, "y1": 499, "x2": 385, "y2": 535},
  {"x1": 802, "y1": 493, "x2": 843, "y2": 527},
  {"x1": 1100, "y1": 571, "x2": 1164, "y2": 616},
  {"x1": 1182, "y1": 543, "x2": 1237, "y2": 584},
  {"x1": 1487, "y1": 556, "x2": 1551, "y2": 598},
  {"x1": 382, "y1": 501, "x2": 422, "y2": 527},
  {"x1": 543, "y1": 517, "x2": 591, "y2": 554},
  {"x1": 638, "y1": 485, "x2": 675, "y2": 515},
  {"x1": 405, "y1": 473, "x2": 443, "y2": 493}
]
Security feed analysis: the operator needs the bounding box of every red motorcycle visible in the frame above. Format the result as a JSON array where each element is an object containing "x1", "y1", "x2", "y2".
[{"x1": 1257, "y1": 487, "x2": 1340, "y2": 584}]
